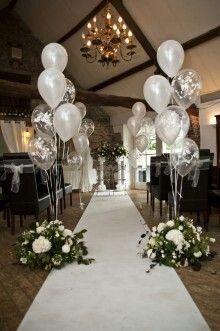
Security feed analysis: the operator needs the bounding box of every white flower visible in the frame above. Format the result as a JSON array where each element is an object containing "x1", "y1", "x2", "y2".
[
  {"x1": 63, "y1": 229, "x2": 73, "y2": 237},
  {"x1": 147, "y1": 249, "x2": 153, "y2": 257},
  {"x1": 194, "y1": 251, "x2": 202, "y2": 258},
  {"x1": 62, "y1": 244, "x2": 70, "y2": 253},
  {"x1": 22, "y1": 240, "x2": 29, "y2": 246},
  {"x1": 36, "y1": 226, "x2": 45, "y2": 234},
  {"x1": 178, "y1": 226, "x2": 183, "y2": 231},
  {"x1": 167, "y1": 220, "x2": 174, "y2": 227},
  {"x1": 205, "y1": 246, "x2": 210, "y2": 256},
  {"x1": 32, "y1": 236, "x2": 51, "y2": 254},
  {"x1": 210, "y1": 238, "x2": 215, "y2": 243},
  {"x1": 151, "y1": 252, "x2": 156, "y2": 259},
  {"x1": 162, "y1": 254, "x2": 165, "y2": 258},
  {"x1": 149, "y1": 237, "x2": 156, "y2": 246},
  {"x1": 55, "y1": 231, "x2": 59, "y2": 238},
  {"x1": 165, "y1": 229, "x2": 184, "y2": 246},
  {"x1": 58, "y1": 225, "x2": 65, "y2": 232},
  {"x1": 184, "y1": 258, "x2": 189, "y2": 267},
  {"x1": 151, "y1": 232, "x2": 156, "y2": 238},
  {"x1": 179, "y1": 215, "x2": 185, "y2": 221},
  {"x1": 36, "y1": 222, "x2": 39, "y2": 227},
  {"x1": 20, "y1": 257, "x2": 27, "y2": 264},
  {"x1": 54, "y1": 220, "x2": 60, "y2": 224},
  {"x1": 157, "y1": 223, "x2": 166, "y2": 233},
  {"x1": 197, "y1": 226, "x2": 202, "y2": 233},
  {"x1": 152, "y1": 226, "x2": 157, "y2": 233},
  {"x1": 68, "y1": 238, "x2": 73, "y2": 246}
]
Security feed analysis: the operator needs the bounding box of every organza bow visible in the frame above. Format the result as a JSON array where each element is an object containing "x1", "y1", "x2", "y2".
[{"x1": 5, "y1": 163, "x2": 24, "y2": 193}]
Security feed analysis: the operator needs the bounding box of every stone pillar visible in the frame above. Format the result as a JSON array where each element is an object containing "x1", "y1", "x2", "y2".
[
  {"x1": 116, "y1": 156, "x2": 125, "y2": 191},
  {"x1": 97, "y1": 157, "x2": 106, "y2": 191}
]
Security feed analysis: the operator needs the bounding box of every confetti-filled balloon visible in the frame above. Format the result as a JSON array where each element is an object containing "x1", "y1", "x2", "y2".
[
  {"x1": 155, "y1": 108, "x2": 181, "y2": 145},
  {"x1": 172, "y1": 69, "x2": 202, "y2": 109},
  {"x1": 136, "y1": 134, "x2": 148, "y2": 153},
  {"x1": 31, "y1": 104, "x2": 54, "y2": 137},
  {"x1": 28, "y1": 133, "x2": 56, "y2": 170},
  {"x1": 62, "y1": 78, "x2": 76, "y2": 104},
  {"x1": 75, "y1": 102, "x2": 87, "y2": 119}
]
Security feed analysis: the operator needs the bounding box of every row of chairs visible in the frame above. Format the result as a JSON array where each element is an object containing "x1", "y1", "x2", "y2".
[
  {"x1": 0, "y1": 153, "x2": 73, "y2": 234},
  {"x1": 146, "y1": 150, "x2": 219, "y2": 229}
]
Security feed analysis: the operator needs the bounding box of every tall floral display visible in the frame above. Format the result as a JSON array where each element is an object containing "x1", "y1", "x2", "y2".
[{"x1": 16, "y1": 43, "x2": 94, "y2": 270}]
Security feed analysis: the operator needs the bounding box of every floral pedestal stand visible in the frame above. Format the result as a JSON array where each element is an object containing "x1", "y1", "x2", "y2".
[
  {"x1": 116, "y1": 156, "x2": 125, "y2": 191},
  {"x1": 97, "y1": 156, "x2": 106, "y2": 191}
]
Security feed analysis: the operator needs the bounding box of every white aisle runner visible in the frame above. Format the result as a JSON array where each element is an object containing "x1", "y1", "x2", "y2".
[{"x1": 18, "y1": 195, "x2": 209, "y2": 331}]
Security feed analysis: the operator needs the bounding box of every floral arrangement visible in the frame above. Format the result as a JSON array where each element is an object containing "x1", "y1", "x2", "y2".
[
  {"x1": 142, "y1": 216, "x2": 215, "y2": 270},
  {"x1": 112, "y1": 144, "x2": 127, "y2": 158},
  {"x1": 97, "y1": 142, "x2": 127, "y2": 159},
  {"x1": 15, "y1": 220, "x2": 94, "y2": 270},
  {"x1": 97, "y1": 142, "x2": 111, "y2": 158}
]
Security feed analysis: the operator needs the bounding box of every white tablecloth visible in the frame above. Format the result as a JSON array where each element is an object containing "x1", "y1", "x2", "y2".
[{"x1": 63, "y1": 165, "x2": 97, "y2": 192}]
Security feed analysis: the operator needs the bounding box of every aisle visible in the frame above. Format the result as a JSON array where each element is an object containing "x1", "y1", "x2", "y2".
[{"x1": 18, "y1": 195, "x2": 209, "y2": 331}]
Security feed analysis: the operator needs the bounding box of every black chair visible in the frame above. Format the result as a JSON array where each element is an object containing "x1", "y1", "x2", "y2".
[
  {"x1": 2, "y1": 154, "x2": 51, "y2": 235},
  {"x1": 151, "y1": 157, "x2": 171, "y2": 216},
  {"x1": 146, "y1": 156, "x2": 160, "y2": 205},
  {"x1": 168, "y1": 153, "x2": 211, "y2": 229}
]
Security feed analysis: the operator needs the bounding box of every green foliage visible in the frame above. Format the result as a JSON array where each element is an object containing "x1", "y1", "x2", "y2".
[{"x1": 96, "y1": 142, "x2": 127, "y2": 159}]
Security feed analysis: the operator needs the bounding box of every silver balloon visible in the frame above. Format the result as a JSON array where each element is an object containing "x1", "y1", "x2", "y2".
[
  {"x1": 143, "y1": 75, "x2": 171, "y2": 113},
  {"x1": 31, "y1": 104, "x2": 54, "y2": 137},
  {"x1": 157, "y1": 40, "x2": 184, "y2": 78},
  {"x1": 172, "y1": 69, "x2": 202, "y2": 109},
  {"x1": 128, "y1": 148, "x2": 140, "y2": 168},
  {"x1": 171, "y1": 138, "x2": 199, "y2": 177},
  {"x1": 155, "y1": 108, "x2": 181, "y2": 145},
  {"x1": 54, "y1": 103, "x2": 81, "y2": 142},
  {"x1": 67, "y1": 151, "x2": 82, "y2": 170},
  {"x1": 132, "y1": 102, "x2": 146, "y2": 119},
  {"x1": 136, "y1": 135, "x2": 148, "y2": 153},
  {"x1": 79, "y1": 118, "x2": 94, "y2": 137},
  {"x1": 167, "y1": 105, "x2": 190, "y2": 143},
  {"x1": 127, "y1": 116, "x2": 142, "y2": 137},
  {"x1": 75, "y1": 102, "x2": 87, "y2": 119},
  {"x1": 37, "y1": 68, "x2": 66, "y2": 109},
  {"x1": 28, "y1": 133, "x2": 56, "y2": 171},
  {"x1": 41, "y1": 43, "x2": 68, "y2": 72},
  {"x1": 62, "y1": 79, "x2": 76, "y2": 104},
  {"x1": 73, "y1": 133, "x2": 89, "y2": 155}
]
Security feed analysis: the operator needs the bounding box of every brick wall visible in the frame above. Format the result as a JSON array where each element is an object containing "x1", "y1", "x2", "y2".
[{"x1": 187, "y1": 105, "x2": 200, "y2": 147}]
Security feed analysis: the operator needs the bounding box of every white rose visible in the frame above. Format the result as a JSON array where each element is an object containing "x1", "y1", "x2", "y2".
[
  {"x1": 179, "y1": 215, "x2": 185, "y2": 221},
  {"x1": 32, "y1": 236, "x2": 51, "y2": 254},
  {"x1": 36, "y1": 226, "x2": 45, "y2": 234},
  {"x1": 210, "y1": 238, "x2": 215, "y2": 243},
  {"x1": 149, "y1": 237, "x2": 156, "y2": 246},
  {"x1": 165, "y1": 229, "x2": 184, "y2": 246},
  {"x1": 151, "y1": 252, "x2": 156, "y2": 259},
  {"x1": 68, "y1": 238, "x2": 73, "y2": 246},
  {"x1": 157, "y1": 223, "x2": 166, "y2": 233},
  {"x1": 63, "y1": 229, "x2": 73, "y2": 237},
  {"x1": 178, "y1": 226, "x2": 183, "y2": 231},
  {"x1": 152, "y1": 226, "x2": 157, "y2": 233},
  {"x1": 55, "y1": 232, "x2": 59, "y2": 238},
  {"x1": 20, "y1": 257, "x2": 27, "y2": 264},
  {"x1": 167, "y1": 220, "x2": 174, "y2": 227},
  {"x1": 151, "y1": 232, "x2": 156, "y2": 237},
  {"x1": 197, "y1": 226, "x2": 202, "y2": 233},
  {"x1": 58, "y1": 225, "x2": 65, "y2": 232},
  {"x1": 147, "y1": 249, "x2": 152, "y2": 257},
  {"x1": 62, "y1": 244, "x2": 70, "y2": 254},
  {"x1": 194, "y1": 251, "x2": 202, "y2": 258},
  {"x1": 22, "y1": 240, "x2": 29, "y2": 246}
]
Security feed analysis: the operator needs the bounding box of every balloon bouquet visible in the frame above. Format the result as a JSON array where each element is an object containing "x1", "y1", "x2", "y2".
[
  {"x1": 28, "y1": 43, "x2": 95, "y2": 218},
  {"x1": 127, "y1": 40, "x2": 202, "y2": 217}
]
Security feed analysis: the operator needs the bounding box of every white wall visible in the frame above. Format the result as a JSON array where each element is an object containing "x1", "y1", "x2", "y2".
[{"x1": 199, "y1": 100, "x2": 220, "y2": 165}]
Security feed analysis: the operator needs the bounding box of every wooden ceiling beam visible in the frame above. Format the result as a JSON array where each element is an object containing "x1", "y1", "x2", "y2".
[
  {"x1": 89, "y1": 25, "x2": 220, "y2": 91},
  {"x1": 0, "y1": 79, "x2": 152, "y2": 110},
  {"x1": 109, "y1": 0, "x2": 157, "y2": 63},
  {"x1": 57, "y1": 0, "x2": 107, "y2": 44},
  {"x1": 0, "y1": 0, "x2": 18, "y2": 13}
]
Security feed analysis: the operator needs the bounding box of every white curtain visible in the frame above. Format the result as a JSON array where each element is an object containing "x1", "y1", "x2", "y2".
[{"x1": 0, "y1": 120, "x2": 26, "y2": 152}]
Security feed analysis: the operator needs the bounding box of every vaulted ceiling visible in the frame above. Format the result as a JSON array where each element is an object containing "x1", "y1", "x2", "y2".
[{"x1": 4, "y1": 0, "x2": 220, "y2": 99}]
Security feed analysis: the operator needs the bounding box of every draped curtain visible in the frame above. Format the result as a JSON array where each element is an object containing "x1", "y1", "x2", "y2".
[{"x1": 0, "y1": 120, "x2": 26, "y2": 152}]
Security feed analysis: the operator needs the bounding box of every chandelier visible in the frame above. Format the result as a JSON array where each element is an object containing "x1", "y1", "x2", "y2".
[{"x1": 80, "y1": 6, "x2": 136, "y2": 67}]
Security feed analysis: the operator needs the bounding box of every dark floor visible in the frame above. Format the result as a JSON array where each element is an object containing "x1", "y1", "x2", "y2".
[{"x1": 0, "y1": 190, "x2": 219, "y2": 331}]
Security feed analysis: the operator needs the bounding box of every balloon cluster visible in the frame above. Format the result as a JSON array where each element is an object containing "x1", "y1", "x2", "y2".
[
  {"x1": 127, "y1": 102, "x2": 155, "y2": 168},
  {"x1": 28, "y1": 43, "x2": 95, "y2": 170}
]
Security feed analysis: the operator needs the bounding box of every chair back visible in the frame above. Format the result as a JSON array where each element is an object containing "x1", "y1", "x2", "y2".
[
  {"x1": 150, "y1": 156, "x2": 160, "y2": 185},
  {"x1": 159, "y1": 158, "x2": 171, "y2": 199},
  {"x1": 2, "y1": 154, "x2": 39, "y2": 214}
]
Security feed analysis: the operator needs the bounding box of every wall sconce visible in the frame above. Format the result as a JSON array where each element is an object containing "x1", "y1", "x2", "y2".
[{"x1": 8, "y1": 42, "x2": 23, "y2": 67}]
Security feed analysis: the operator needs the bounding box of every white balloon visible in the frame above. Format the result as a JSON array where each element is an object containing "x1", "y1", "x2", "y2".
[
  {"x1": 127, "y1": 116, "x2": 142, "y2": 137},
  {"x1": 136, "y1": 134, "x2": 148, "y2": 153},
  {"x1": 157, "y1": 40, "x2": 184, "y2": 78},
  {"x1": 73, "y1": 133, "x2": 89, "y2": 155},
  {"x1": 54, "y1": 103, "x2": 81, "y2": 142},
  {"x1": 75, "y1": 102, "x2": 87, "y2": 119},
  {"x1": 155, "y1": 108, "x2": 181, "y2": 145},
  {"x1": 143, "y1": 75, "x2": 171, "y2": 113},
  {"x1": 132, "y1": 102, "x2": 146, "y2": 119},
  {"x1": 167, "y1": 105, "x2": 190, "y2": 143},
  {"x1": 37, "y1": 68, "x2": 66, "y2": 109},
  {"x1": 41, "y1": 43, "x2": 68, "y2": 72}
]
